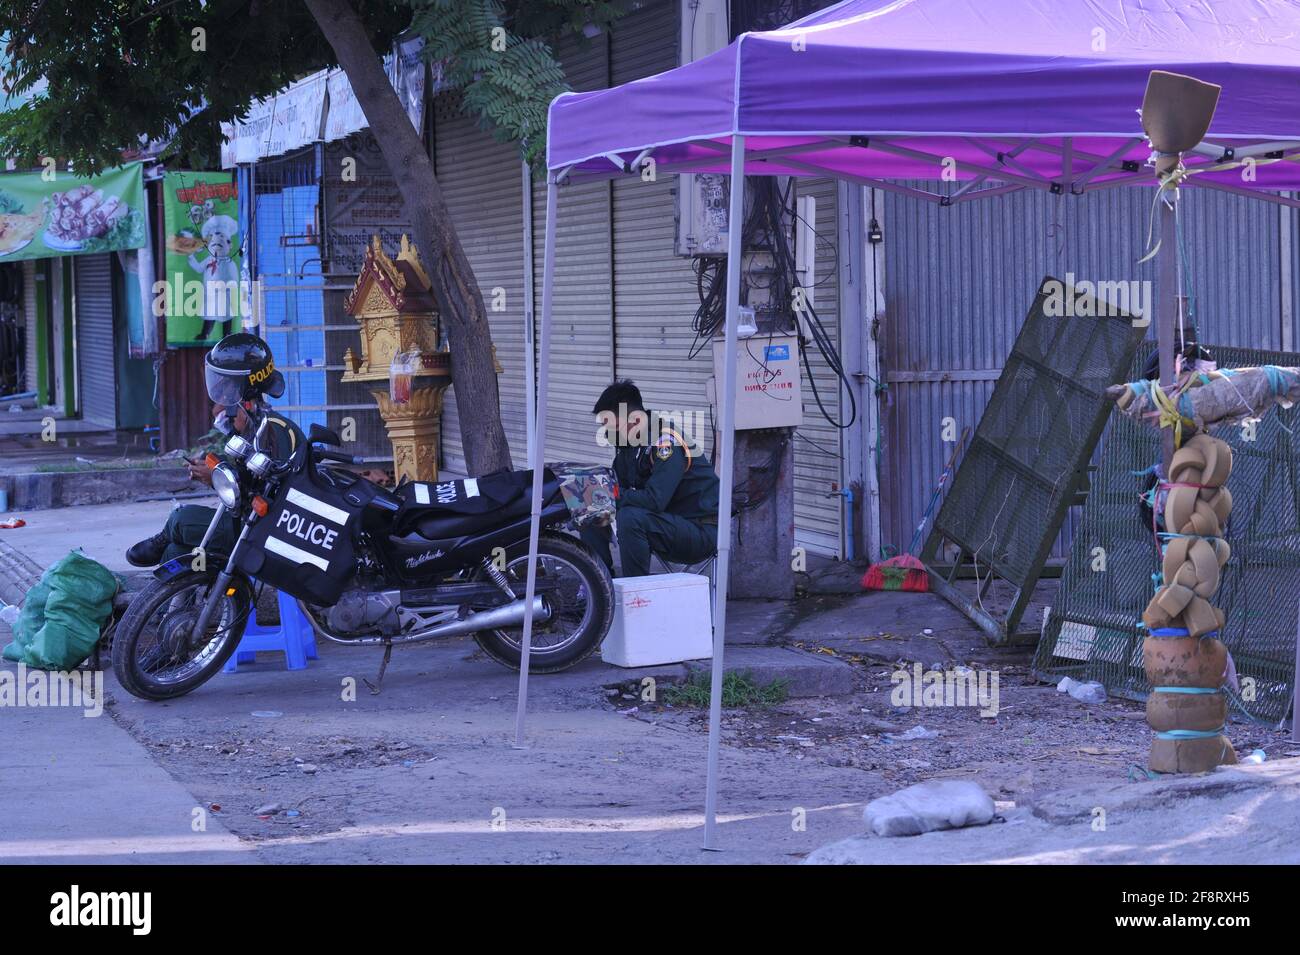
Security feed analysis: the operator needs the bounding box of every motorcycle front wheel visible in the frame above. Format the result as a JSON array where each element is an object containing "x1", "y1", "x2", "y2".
[
  {"x1": 111, "y1": 569, "x2": 254, "y2": 701},
  {"x1": 472, "y1": 531, "x2": 615, "y2": 673}
]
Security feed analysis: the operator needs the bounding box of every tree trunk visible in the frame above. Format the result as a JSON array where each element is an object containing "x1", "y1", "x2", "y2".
[{"x1": 303, "y1": 0, "x2": 513, "y2": 475}]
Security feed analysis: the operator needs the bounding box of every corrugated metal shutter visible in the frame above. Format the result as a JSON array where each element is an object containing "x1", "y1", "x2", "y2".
[
  {"x1": 75, "y1": 254, "x2": 116, "y2": 428},
  {"x1": 611, "y1": 174, "x2": 710, "y2": 443},
  {"x1": 610, "y1": 3, "x2": 713, "y2": 457},
  {"x1": 531, "y1": 31, "x2": 613, "y2": 466},
  {"x1": 22, "y1": 260, "x2": 37, "y2": 395},
  {"x1": 879, "y1": 181, "x2": 1285, "y2": 563},
  {"x1": 793, "y1": 178, "x2": 843, "y2": 555},
  {"x1": 434, "y1": 95, "x2": 530, "y2": 474}
]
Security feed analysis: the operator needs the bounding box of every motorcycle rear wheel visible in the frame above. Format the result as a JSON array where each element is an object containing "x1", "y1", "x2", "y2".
[
  {"x1": 112, "y1": 569, "x2": 253, "y2": 701},
  {"x1": 472, "y1": 532, "x2": 614, "y2": 673}
]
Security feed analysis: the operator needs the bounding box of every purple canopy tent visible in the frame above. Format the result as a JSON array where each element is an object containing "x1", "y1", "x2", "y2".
[{"x1": 513, "y1": 0, "x2": 1300, "y2": 848}]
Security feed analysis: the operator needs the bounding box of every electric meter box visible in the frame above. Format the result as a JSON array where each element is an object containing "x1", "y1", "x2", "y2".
[
  {"x1": 709, "y1": 334, "x2": 803, "y2": 430},
  {"x1": 602, "y1": 573, "x2": 713, "y2": 667}
]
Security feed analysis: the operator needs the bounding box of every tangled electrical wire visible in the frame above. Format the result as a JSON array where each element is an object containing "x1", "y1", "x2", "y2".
[{"x1": 689, "y1": 177, "x2": 856, "y2": 430}]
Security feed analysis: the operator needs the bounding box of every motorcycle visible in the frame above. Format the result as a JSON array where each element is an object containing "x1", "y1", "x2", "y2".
[{"x1": 112, "y1": 411, "x2": 615, "y2": 701}]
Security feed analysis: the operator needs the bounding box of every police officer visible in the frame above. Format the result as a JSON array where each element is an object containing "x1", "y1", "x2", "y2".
[
  {"x1": 580, "y1": 380, "x2": 720, "y2": 578},
  {"x1": 125, "y1": 333, "x2": 303, "y2": 567}
]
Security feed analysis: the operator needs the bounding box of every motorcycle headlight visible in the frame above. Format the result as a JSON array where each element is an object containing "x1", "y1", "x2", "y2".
[
  {"x1": 246, "y1": 451, "x2": 273, "y2": 478},
  {"x1": 224, "y1": 434, "x2": 253, "y2": 460},
  {"x1": 211, "y1": 463, "x2": 241, "y2": 509}
]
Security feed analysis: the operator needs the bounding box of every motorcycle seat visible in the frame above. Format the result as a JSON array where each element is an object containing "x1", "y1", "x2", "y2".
[{"x1": 395, "y1": 468, "x2": 561, "y2": 539}]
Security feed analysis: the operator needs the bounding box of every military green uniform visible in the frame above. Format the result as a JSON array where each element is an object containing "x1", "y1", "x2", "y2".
[
  {"x1": 580, "y1": 416, "x2": 720, "y2": 578},
  {"x1": 160, "y1": 414, "x2": 303, "y2": 563}
]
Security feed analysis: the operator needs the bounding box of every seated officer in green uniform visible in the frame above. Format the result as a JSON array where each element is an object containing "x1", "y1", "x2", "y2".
[
  {"x1": 580, "y1": 380, "x2": 720, "y2": 578},
  {"x1": 125, "y1": 333, "x2": 302, "y2": 567}
]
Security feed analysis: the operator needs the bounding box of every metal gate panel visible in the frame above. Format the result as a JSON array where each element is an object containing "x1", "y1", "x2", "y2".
[
  {"x1": 320, "y1": 132, "x2": 412, "y2": 462},
  {"x1": 250, "y1": 147, "x2": 384, "y2": 456},
  {"x1": 74, "y1": 253, "x2": 116, "y2": 428},
  {"x1": 920, "y1": 278, "x2": 1145, "y2": 643},
  {"x1": 254, "y1": 165, "x2": 326, "y2": 435}
]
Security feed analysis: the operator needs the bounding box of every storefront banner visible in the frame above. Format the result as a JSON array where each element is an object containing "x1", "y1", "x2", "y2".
[
  {"x1": 161, "y1": 170, "x2": 246, "y2": 348},
  {"x1": 0, "y1": 163, "x2": 145, "y2": 263},
  {"x1": 222, "y1": 71, "x2": 328, "y2": 168},
  {"x1": 223, "y1": 39, "x2": 427, "y2": 167}
]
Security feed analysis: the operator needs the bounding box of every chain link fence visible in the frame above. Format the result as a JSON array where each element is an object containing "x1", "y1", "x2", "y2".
[{"x1": 1032, "y1": 343, "x2": 1300, "y2": 727}]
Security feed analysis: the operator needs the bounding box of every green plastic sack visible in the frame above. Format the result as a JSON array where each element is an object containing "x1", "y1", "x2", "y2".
[{"x1": 2, "y1": 550, "x2": 118, "y2": 670}]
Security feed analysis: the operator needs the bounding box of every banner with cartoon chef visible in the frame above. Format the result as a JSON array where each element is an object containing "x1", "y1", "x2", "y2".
[
  {"x1": 162, "y1": 170, "x2": 246, "y2": 347},
  {"x1": 0, "y1": 162, "x2": 145, "y2": 263}
]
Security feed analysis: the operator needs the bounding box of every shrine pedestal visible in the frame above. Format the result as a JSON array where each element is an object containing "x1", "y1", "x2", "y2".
[{"x1": 373, "y1": 384, "x2": 450, "y2": 484}]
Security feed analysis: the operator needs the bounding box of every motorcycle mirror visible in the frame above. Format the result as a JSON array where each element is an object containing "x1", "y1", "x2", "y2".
[
  {"x1": 253, "y1": 414, "x2": 271, "y2": 454},
  {"x1": 263, "y1": 370, "x2": 286, "y2": 400}
]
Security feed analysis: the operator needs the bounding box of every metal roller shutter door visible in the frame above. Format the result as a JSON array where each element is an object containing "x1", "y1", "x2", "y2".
[
  {"x1": 531, "y1": 32, "x2": 613, "y2": 467},
  {"x1": 793, "y1": 178, "x2": 844, "y2": 556},
  {"x1": 434, "y1": 95, "x2": 530, "y2": 474},
  {"x1": 610, "y1": 3, "x2": 714, "y2": 457},
  {"x1": 75, "y1": 253, "x2": 117, "y2": 428},
  {"x1": 23, "y1": 260, "x2": 37, "y2": 395},
  {"x1": 611, "y1": 174, "x2": 712, "y2": 456}
]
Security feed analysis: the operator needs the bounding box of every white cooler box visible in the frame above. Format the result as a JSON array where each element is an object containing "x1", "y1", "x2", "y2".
[{"x1": 601, "y1": 573, "x2": 713, "y2": 667}]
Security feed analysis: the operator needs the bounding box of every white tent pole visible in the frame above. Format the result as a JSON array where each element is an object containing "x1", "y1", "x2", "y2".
[
  {"x1": 703, "y1": 134, "x2": 745, "y2": 850},
  {"x1": 514, "y1": 173, "x2": 558, "y2": 749},
  {"x1": 522, "y1": 160, "x2": 537, "y2": 462}
]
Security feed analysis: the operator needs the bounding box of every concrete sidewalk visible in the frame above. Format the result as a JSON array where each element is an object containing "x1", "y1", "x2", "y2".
[
  {"x1": 0, "y1": 497, "x2": 183, "y2": 576},
  {"x1": 0, "y1": 660, "x2": 256, "y2": 864},
  {"x1": 0, "y1": 497, "x2": 253, "y2": 864}
]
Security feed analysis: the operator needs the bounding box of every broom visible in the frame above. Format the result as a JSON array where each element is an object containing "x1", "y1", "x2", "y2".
[{"x1": 863, "y1": 427, "x2": 969, "y2": 592}]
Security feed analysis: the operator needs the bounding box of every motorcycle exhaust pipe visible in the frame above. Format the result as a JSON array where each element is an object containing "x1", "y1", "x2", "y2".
[{"x1": 302, "y1": 595, "x2": 552, "y2": 646}]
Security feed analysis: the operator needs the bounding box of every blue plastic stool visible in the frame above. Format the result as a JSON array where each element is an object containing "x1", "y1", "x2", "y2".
[{"x1": 223, "y1": 589, "x2": 318, "y2": 672}]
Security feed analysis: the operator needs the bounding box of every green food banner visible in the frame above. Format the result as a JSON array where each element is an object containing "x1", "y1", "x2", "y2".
[
  {"x1": 0, "y1": 162, "x2": 145, "y2": 262},
  {"x1": 161, "y1": 170, "x2": 245, "y2": 347}
]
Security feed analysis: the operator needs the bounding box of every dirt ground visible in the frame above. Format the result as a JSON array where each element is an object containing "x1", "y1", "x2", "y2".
[
  {"x1": 615, "y1": 657, "x2": 1298, "y2": 803},
  {"x1": 98, "y1": 618, "x2": 1298, "y2": 863}
]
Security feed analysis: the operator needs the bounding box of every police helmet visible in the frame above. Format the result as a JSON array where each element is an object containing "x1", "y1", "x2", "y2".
[{"x1": 204, "y1": 332, "x2": 285, "y2": 407}]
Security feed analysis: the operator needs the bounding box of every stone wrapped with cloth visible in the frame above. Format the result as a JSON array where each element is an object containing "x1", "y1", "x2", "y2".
[
  {"x1": 550, "y1": 463, "x2": 618, "y2": 529},
  {"x1": 1109, "y1": 364, "x2": 1300, "y2": 435}
]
